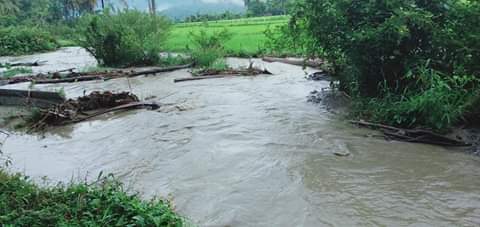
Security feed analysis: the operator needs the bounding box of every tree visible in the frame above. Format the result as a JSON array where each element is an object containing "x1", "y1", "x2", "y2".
[{"x1": 148, "y1": 0, "x2": 156, "y2": 15}]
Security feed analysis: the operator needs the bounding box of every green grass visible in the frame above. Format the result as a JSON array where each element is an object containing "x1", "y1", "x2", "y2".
[
  {"x1": 165, "y1": 16, "x2": 289, "y2": 56},
  {"x1": 1, "y1": 67, "x2": 32, "y2": 78},
  {"x1": 0, "y1": 169, "x2": 185, "y2": 226}
]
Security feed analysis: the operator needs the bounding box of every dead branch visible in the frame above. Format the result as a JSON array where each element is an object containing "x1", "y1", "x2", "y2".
[
  {"x1": 27, "y1": 91, "x2": 158, "y2": 131},
  {"x1": 1, "y1": 64, "x2": 193, "y2": 86},
  {"x1": 68, "y1": 102, "x2": 159, "y2": 124},
  {"x1": 174, "y1": 75, "x2": 237, "y2": 83},
  {"x1": 0, "y1": 60, "x2": 47, "y2": 68},
  {"x1": 262, "y1": 57, "x2": 323, "y2": 68},
  {"x1": 350, "y1": 120, "x2": 471, "y2": 147},
  {"x1": 128, "y1": 64, "x2": 193, "y2": 77}
]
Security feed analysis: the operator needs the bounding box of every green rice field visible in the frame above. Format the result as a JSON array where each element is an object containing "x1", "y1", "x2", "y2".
[{"x1": 164, "y1": 15, "x2": 289, "y2": 56}]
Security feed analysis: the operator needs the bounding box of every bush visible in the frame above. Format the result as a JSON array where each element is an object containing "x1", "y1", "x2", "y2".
[
  {"x1": 189, "y1": 29, "x2": 232, "y2": 69},
  {"x1": 284, "y1": 0, "x2": 480, "y2": 130},
  {"x1": 0, "y1": 170, "x2": 184, "y2": 226},
  {"x1": 80, "y1": 10, "x2": 171, "y2": 67},
  {"x1": 0, "y1": 26, "x2": 59, "y2": 56}
]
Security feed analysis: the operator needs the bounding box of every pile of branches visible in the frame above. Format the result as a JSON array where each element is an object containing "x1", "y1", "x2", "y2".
[
  {"x1": 193, "y1": 67, "x2": 272, "y2": 77},
  {"x1": 175, "y1": 64, "x2": 272, "y2": 83},
  {"x1": 29, "y1": 91, "x2": 158, "y2": 130}
]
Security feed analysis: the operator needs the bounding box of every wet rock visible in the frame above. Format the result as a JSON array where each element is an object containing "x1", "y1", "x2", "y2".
[
  {"x1": 306, "y1": 72, "x2": 329, "y2": 81},
  {"x1": 307, "y1": 90, "x2": 322, "y2": 103},
  {"x1": 334, "y1": 151, "x2": 351, "y2": 157}
]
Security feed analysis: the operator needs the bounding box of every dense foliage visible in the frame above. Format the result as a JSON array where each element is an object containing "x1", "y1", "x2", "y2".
[
  {"x1": 0, "y1": 0, "x2": 97, "y2": 26},
  {"x1": 0, "y1": 170, "x2": 184, "y2": 226},
  {"x1": 81, "y1": 10, "x2": 171, "y2": 67},
  {"x1": 281, "y1": 0, "x2": 480, "y2": 130},
  {"x1": 184, "y1": 11, "x2": 244, "y2": 23},
  {"x1": 0, "y1": 27, "x2": 59, "y2": 56},
  {"x1": 244, "y1": 0, "x2": 295, "y2": 16}
]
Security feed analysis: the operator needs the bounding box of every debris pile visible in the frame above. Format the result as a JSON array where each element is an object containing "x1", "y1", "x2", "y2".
[
  {"x1": 29, "y1": 91, "x2": 158, "y2": 130},
  {"x1": 0, "y1": 64, "x2": 192, "y2": 86},
  {"x1": 175, "y1": 64, "x2": 272, "y2": 83}
]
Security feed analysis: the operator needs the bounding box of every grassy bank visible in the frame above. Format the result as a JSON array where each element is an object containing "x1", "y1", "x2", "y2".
[
  {"x1": 165, "y1": 16, "x2": 289, "y2": 56},
  {"x1": 0, "y1": 169, "x2": 184, "y2": 226}
]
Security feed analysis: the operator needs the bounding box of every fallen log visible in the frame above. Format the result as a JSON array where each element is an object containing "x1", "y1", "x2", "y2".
[
  {"x1": 0, "y1": 60, "x2": 47, "y2": 68},
  {"x1": 262, "y1": 57, "x2": 323, "y2": 68},
  {"x1": 128, "y1": 64, "x2": 193, "y2": 77},
  {"x1": 68, "y1": 102, "x2": 159, "y2": 124},
  {"x1": 174, "y1": 75, "x2": 237, "y2": 83},
  {"x1": 29, "y1": 64, "x2": 194, "y2": 85},
  {"x1": 34, "y1": 75, "x2": 106, "y2": 84},
  {"x1": 350, "y1": 120, "x2": 471, "y2": 147},
  {"x1": 27, "y1": 91, "x2": 157, "y2": 131}
]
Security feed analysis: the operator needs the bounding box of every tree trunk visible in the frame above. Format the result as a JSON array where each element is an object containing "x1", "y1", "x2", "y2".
[{"x1": 151, "y1": 0, "x2": 156, "y2": 15}]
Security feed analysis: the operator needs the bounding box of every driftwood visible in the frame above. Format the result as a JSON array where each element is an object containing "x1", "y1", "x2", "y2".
[
  {"x1": 0, "y1": 64, "x2": 193, "y2": 86},
  {"x1": 350, "y1": 120, "x2": 471, "y2": 147},
  {"x1": 175, "y1": 66, "x2": 272, "y2": 83},
  {"x1": 262, "y1": 57, "x2": 323, "y2": 68},
  {"x1": 68, "y1": 102, "x2": 159, "y2": 124},
  {"x1": 128, "y1": 64, "x2": 193, "y2": 77},
  {"x1": 174, "y1": 75, "x2": 237, "y2": 83},
  {"x1": 0, "y1": 60, "x2": 47, "y2": 68},
  {"x1": 28, "y1": 91, "x2": 158, "y2": 131}
]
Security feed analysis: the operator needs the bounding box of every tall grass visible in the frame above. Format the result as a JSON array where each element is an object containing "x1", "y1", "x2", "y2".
[{"x1": 0, "y1": 170, "x2": 185, "y2": 226}]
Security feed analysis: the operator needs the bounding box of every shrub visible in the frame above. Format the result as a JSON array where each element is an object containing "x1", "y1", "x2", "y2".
[
  {"x1": 80, "y1": 10, "x2": 171, "y2": 67},
  {"x1": 189, "y1": 29, "x2": 232, "y2": 69},
  {"x1": 284, "y1": 0, "x2": 480, "y2": 130},
  {"x1": 0, "y1": 170, "x2": 184, "y2": 226},
  {"x1": 0, "y1": 26, "x2": 59, "y2": 56}
]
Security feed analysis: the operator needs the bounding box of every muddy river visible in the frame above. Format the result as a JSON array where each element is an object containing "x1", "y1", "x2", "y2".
[{"x1": 1, "y1": 48, "x2": 479, "y2": 226}]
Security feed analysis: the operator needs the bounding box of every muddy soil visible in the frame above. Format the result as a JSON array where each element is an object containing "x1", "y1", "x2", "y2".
[{"x1": 0, "y1": 48, "x2": 479, "y2": 227}]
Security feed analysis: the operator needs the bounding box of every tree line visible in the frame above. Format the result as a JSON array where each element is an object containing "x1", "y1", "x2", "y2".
[{"x1": 243, "y1": 0, "x2": 294, "y2": 16}]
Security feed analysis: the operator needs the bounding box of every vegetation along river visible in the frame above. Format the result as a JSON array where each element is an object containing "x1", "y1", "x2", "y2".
[{"x1": 1, "y1": 48, "x2": 479, "y2": 226}]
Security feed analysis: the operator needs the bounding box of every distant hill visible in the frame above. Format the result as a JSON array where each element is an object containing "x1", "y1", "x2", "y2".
[{"x1": 105, "y1": 0, "x2": 246, "y2": 20}]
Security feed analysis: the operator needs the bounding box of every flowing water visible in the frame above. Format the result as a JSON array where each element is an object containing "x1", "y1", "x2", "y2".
[{"x1": 1, "y1": 48, "x2": 479, "y2": 227}]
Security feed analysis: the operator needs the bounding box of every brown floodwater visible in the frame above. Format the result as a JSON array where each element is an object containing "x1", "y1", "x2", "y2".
[{"x1": 1, "y1": 48, "x2": 479, "y2": 226}]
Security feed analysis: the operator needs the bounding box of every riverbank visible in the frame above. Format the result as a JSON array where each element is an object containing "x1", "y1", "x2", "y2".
[
  {"x1": 0, "y1": 169, "x2": 184, "y2": 226},
  {"x1": 0, "y1": 48, "x2": 479, "y2": 226}
]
